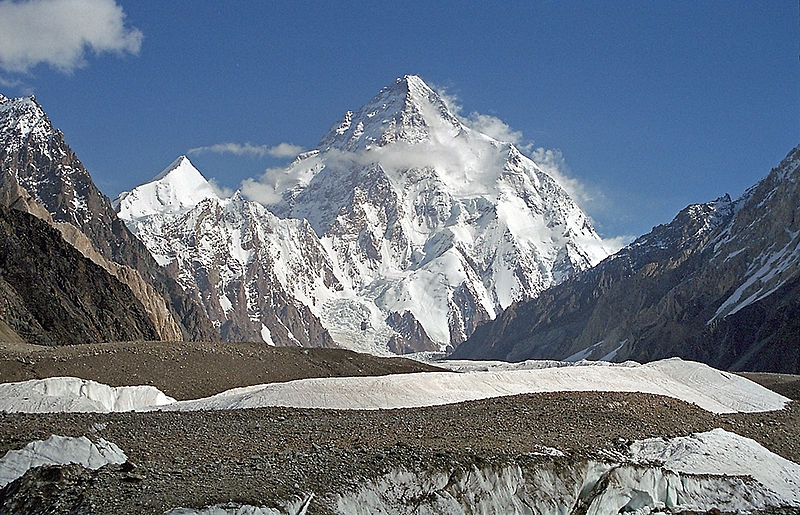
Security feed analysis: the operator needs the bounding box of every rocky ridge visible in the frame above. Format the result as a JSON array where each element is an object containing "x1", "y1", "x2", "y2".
[
  {"x1": 0, "y1": 206, "x2": 159, "y2": 345},
  {"x1": 454, "y1": 145, "x2": 800, "y2": 373},
  {"x1": 0, "y1": 93, "x2": 217, "y2": 343},
  {"x1": 115, "y1": 157, "x2": 337, "y2": 347}
]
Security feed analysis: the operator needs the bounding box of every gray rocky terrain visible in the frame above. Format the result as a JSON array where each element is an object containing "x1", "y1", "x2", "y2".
[{"x1": 0, "y1": 94, "x2": 217, "y2": 344}]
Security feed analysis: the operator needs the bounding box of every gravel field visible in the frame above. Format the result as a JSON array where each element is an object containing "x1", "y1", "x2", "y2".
[{"x1": 0, "y1": 341, "x2": 442, "y2": 400}]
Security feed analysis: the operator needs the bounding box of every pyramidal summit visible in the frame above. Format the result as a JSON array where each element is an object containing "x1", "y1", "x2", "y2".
[{"x1": 115, "y1": 75, "x2": 612, "y2": 354}]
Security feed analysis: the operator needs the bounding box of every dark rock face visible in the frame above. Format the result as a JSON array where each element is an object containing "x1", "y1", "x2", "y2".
[
  {"x1": 0, "y1": 94, "x2": 218, "y2": 342},
  {"x1": 454, "y1": 146, "x2": 800, "y2": 373},
  {"x1": 385, "y1": 311, "x2": 438, "y2": 354},
  {"x1": 0, "y1": 206, "x2": 159, "y2": 344}
]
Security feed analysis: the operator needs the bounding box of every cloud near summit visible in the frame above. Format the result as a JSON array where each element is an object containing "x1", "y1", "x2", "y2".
[
  {"x1": 0, "y1": 0, "x2": 142, "y2": 74},
  {"x1": 188, "y1": 142, "x2": 303, "y2": 159}
]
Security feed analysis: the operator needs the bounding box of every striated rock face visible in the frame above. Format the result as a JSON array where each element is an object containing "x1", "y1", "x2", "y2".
[
  {"x1": 455, "y1": 146, "x2": 800, "y2": 373},
  {"x1": 0, "y1": 205, "x2": 159, "y2": 345},
  {"x1": 0, "y1": 94, "x2": 217, "y2": 343}
]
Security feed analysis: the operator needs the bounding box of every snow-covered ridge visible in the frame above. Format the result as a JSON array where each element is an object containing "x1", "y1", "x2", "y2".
[
  {"x1": 317, "y1": 74, "x2": 464, "y2": 152},
  {"x1": 0, "y1": 95, "x2": 52, "y2": 156},
  {"x1": 708, "y1": 146, "x2": 800, "y2": 322},
  {"x1": 264, "y1": 75, "x2": 611, "y2": 351},
  {"x1": 114, "y1": 75, "x2": 614, "y2": 353},
  {"x1": 0, "y1": 358, "x2": 787, "y2": 415}
]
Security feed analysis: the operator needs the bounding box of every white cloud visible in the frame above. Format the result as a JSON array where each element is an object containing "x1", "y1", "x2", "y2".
[
  {"x1": 241, "y1": 166, "x2": 300, "y2": 205},
  {"x1": 434, "y1": 84, "x2": 532, "y2": 151},
  {"x1": 188, "y1": 141, "x2": 303, "y2": 159},
  {"x1": 435, "y1": 87, "x2": 463, "y2": 118},
  {"x1": 188, "y1": 142, "x2": 269, "y2": 157},
  {"x1": 0, "y1": 0, "x2": 142, "y2": 74},
  {"x1": 602, "y1": 234, "x2": 636, "y2": 254},
  {"x1": 529, "y1": 147, "x2": 592, "y2": 205},
  {"x1": 465, "y1": 112, "x2": 532, "y2": 152},
  {"x1": 267, "y1": 142, "x2": 303, "y2": 158},
  {"x1": 208, "y1": 178, "x2": 234, "y2": 198}
]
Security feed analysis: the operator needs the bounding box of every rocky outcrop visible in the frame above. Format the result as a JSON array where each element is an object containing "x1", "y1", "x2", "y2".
[
  {"x1": 0, "y1": 94, "x2": 217, "y2": 342},
  {"x1": 0, "y1": 205, "x2": 159, "y2": 345},
  {"x1": 385, "y1": 311, "x2": 438, "y2": 354},
  {"x1": 454, "y1": 146, "x2": 800, "y2": 373}
]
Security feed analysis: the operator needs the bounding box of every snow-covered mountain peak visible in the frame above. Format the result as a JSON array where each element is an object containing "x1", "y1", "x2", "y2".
[
  {"x1": 317, "y1": 75, "x2": 465, "y2": 152},
  {"x1": 121, "y1": 78, "x2": 612, "y2": 354},
  {"x1": 114, "y1": 155, "x2": 219, "y2": 220}
]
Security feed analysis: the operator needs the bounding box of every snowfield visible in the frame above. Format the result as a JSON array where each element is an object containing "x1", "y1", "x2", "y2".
[{"x1": 0, "y1": 358, "x2": 788, "y2": 414}]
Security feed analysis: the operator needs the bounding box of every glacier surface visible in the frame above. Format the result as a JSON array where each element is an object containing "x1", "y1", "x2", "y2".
[{"x1": 0, "y1": 358, "x2": 787, "y2": 415}]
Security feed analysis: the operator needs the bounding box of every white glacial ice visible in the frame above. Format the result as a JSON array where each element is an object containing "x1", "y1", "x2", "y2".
[
  {"x1": 334, "y1": 429, "x2": 800, "y2": 514},
  {"x1": 0, "y1": 435, "x2": 127, "y2": 488},
  {"x1": 0, "y1": 358, "x2": 788, "y2": 415},
  {"x1": 162, "y1": 358, "x2": 787, "y2": 414},
  {"x1": 0, "y1": 376, "x2": 175, "y2": 413}
]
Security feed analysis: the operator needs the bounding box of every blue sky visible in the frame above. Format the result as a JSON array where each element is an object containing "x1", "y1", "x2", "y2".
[{"x1": 0, "y1": 0, "x2": 797, "y2": 240}]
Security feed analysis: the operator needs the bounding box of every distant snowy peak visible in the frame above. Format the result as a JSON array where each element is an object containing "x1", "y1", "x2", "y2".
[
  {"x1": 114, "y1": 155, "x2": 218, "y2": 220},
  {"x1": 318, "y1": 75, "x2": 465, "y2": 151}
]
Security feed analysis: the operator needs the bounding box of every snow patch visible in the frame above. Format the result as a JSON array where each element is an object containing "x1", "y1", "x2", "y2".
[
  {"x1": 260, "y1": 324, "x2": 274, "y2": 346},
  {"x1": 0, "y1": 376, "x2": 175, "y2": 413},
  {"x1": 0, "y1": 435, "x2": 127, "y2": 488}
]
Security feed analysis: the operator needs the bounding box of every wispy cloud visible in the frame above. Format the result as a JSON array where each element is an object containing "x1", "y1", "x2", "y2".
[
  {"x1": 188, "y1": 142, "x2": 268, "y2": 157},
  {"x1": 0, "y1": 0, "x2": 142, "y2": 74},
  {"x1": 0, "y1": 74, "x2": 33, "y2": 95},
  {"x1": 188, "y1": 141, "x2": 303, "y2": 159},
  {"x1": 440, "y1": 85, "x2": 596, "y2": 209},
  {"x1": 267, "y1": 142, "x2": 303, "y2": 158},
  {"x1": 241, "y1": 166, "x2": 306, "y2": 205},
  {"x1": 602, "y1": 234, "x2": 636, "y2": 254},
  {"x1": 529, "y1": 147, "x2": 592, "y2": 205},
  {"x1": 435, "y1": 86, "x2": 532, "y2": 151},
  {"x1": 465, "y1": 112, "x2": 532, "y2": 152}
]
